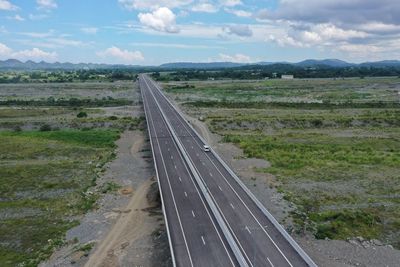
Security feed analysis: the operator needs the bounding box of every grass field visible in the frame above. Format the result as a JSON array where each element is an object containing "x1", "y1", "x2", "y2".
[
  {"x1": 0, "y1": 130, "x2": 120, "y2": 266},
  {"x1": 165, "y1": 77, "x2": 400, "y2": 247},
  {"x1": 0, "y1": 80, "x2": 140, "y2": 266}
]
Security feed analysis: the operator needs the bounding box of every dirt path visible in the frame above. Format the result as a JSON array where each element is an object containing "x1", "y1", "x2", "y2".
[{"x1": 85, "y1": 179, "x2": 153, "y2": 267}]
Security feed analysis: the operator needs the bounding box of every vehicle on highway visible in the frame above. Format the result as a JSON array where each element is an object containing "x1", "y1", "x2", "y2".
[{"x1": 203, "y1": 145, "x2": 210, "y2": 152}]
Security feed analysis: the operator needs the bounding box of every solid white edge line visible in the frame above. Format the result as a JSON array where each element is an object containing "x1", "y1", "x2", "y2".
[
  {"x1": 145, "y1": 75, "x2": 248, "y2": 267},
  {"x1": 142, "y1": 77, "x2": 194, "y2": 267},
  {"x1": 148, "y1": 75, "x2": 318, "y2": 267},
  {"x1": 140, "y1": 78, "x2": 177, "y2": 267},
  {"x1": 148, "y1": 77, "x2": 292, "y2": 266}
]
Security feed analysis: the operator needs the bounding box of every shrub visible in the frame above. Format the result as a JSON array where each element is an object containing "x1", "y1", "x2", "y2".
[
  {"x1": 39, "y1": 124, "x2": 52, "y2": 132},
  {"x1": 13, "y1": 126, "x2": 22, "y2": 132},
  {"x1": 77, "y1": 111, "x2": 88, "y2": 118}
]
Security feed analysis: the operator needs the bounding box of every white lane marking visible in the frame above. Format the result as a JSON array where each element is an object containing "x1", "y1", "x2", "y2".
[
  {"x1": 171, "y1": 155, "x2": 173, "y2": 159},
  {"x1": 230, "y1": 203, "x2": 235, "y2": 210},
  {"x1": 201, "y1": 236, "x2": 206, "y2": 246},
  {"x1": 174, "y1": 165, "x2": 177, "y2": 169},
  {"x1": 218, "y1": 186, "x2": 223, "y2": 191},
  {"x1": 145, "y1": 77, "x2": 236, "y2": 267},
  {"x1": 167, "y1": 148, "x2": 170, "y2": 151},
  {"x1": 192, "y1": 210, "x2": 196, "y2": 218},
  {"x1": 196, "y1": 153, "x2": 199, "y2": 157},
  {"x1": 142, "y1": 84, "x2": 194, "y2": 267},
  {"x1": 210, "y1": 154, "x2": 294, "y2": 266},
  {"x1": 184, "y1": 191, "x2": 188, "y2": 197},
  {"x1": 174, "y1": 138, "x2": 254, "y2": 267},
  {"x1": 191, "y1": 146, "x2": 194, "y2": 149},
  {"x1": 245, "y1": 226, "x2": 252, "y2": 234},
  {"x1": 267, "y1": 257, "x2": 275, "y2": 267},
  {"x1": 178, "y1": 176, "x2": 182, "y2": 182},
  {"x1": 209, "y1": 172, "x2": 213, "y2": 177},
  {"x1": 174, "y1": 118, "x2": 294, "y2": 266},
  {"x1": 202, "y1": 162, "x2": 205, "y2": 166}
]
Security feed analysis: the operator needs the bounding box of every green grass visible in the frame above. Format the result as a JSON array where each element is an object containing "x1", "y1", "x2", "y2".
[
  {"x1": 310, "y1": 209, "x2": 382, "y2": 240},
  {"x1": 0, "y1": 129, "x2": 120, "y2": 148},
  {"x1": 0, "y1": 129, "x2": 120, "y2": 266},
  {"x1": 165, "y1": 77, "x2": 400, "y2": 104},
  {"x1": 165, "y1": 77, "x2": 400, "y2": 246}
]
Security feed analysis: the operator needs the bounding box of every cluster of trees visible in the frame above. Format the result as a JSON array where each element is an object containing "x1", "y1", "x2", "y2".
[
  {"x1": 0, "y1": 70, "x2": 140, "y2": 83},
  {"x1": 152, "y1": 65, "x2": 400, "y2": 81},
  {"x1": 185, "y1": 100, "x2": 400, "y2": 109},
  {"x1": 0, "y1": 97, "x2": 132, "y2": 107}
]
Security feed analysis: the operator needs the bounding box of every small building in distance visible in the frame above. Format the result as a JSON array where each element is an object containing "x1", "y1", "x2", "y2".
[{"x1": 281, "y1": 74, "x2": 294, "y2": 79}]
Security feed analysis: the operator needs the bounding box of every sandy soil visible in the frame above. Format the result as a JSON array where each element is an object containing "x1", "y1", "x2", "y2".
[
  {"x1": 169, "y1": 96, "x2": 400, "y2": 267},
  {"x1": 40, "y1": 130, "x2": 170, "y2": 267},
  {"x1": 84, "y1": 179, "x2": 164, "y2": 267}
]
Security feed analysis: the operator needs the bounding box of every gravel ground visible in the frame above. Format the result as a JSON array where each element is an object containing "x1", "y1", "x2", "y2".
[{"x1": 40, "y1": 130, "x2": 170, "y2": 267}]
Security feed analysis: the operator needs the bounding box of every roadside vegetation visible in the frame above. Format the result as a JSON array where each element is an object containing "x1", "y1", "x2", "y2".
[
  {"x1": 0, "y1": 80, "x2": 142, "y2": 266},
  {"x1": 152, "y1": 65, "x2": 400, "y2": 81},
  {"x1": 0, "y1": 70, "x2": 139, "y2": 83},
  {"x1": 164, "y1": 77, "x2": 400, "y2": 247}
]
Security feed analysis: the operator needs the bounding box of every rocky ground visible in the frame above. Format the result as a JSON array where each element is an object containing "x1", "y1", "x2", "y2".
[{"x1": 172, "y1": 97, "x2": 400, "y2": 267}]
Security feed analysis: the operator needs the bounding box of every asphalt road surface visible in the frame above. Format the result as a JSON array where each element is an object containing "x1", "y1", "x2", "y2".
[
  {"x1": 140, "y1": 74, "x2": 317, "y2": 267},
  {"x1": 141, "y1": 76, "x2": 239, "y2": 267}
]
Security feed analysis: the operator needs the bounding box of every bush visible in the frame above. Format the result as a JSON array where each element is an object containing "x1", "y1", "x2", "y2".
[
  {"x1": 39, "y1": 124, "x2": 52, "y2": 132},
  {"x1": 77, "y1": 111, "x2": 88, "y2": 118},
  {"x1": 13, "y1": 126, "x2": 22, "y2": 132}
]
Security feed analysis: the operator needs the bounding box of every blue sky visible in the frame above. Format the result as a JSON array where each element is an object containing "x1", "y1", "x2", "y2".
[{"x1": 0, "y1": 0, "x2": 399, "y2": 65}]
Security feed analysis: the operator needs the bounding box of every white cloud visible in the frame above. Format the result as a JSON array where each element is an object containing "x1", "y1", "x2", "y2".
[
  {"x1": 47, "y1": 37, "x2": 85, "y2": 47},
  {"x1": 220, "y1": 0, "x2": 242, "y2": 7},
  {"x1": 37, "y1": 0, "x2": 57, "y2": 10},
  {"x1": 19, "y1": 31, "x2": 55, "y2": 38},
  {"x1": 12, "y1": 48, "x2": 57, "y2": 61},
  {"x1": 192, "y1": 3, "x2": 218, "y2": 13},
  {"x1": 0, "y1": 43, "x2": 57, "y2": 62},
  {"x1": 7, "y1": 14, "x2": 24, "y2": 21},
  {"x1": 219, "y1": 53, "x2": 251, "y2": 63},
  {"x1": 119, "y1": 0, "x2": 192, "y2": 10},
  {"x1": 269, "y1": 23, "x2": 368, "y2": 48},
  {"x1": 0, "y1": 43, "x2": 12, "y2": 55},
  {"x1": 337, "y1": 44, "x2": 381, "y2": 54},
  {"x1": 224, "y1": 24, "x2": 253, "y2": 37},
  {"x1": 81, "y1": 27, "x2": 98, "y2": 34},
  {"x1": 97, "y1": 46, "x2": 144, "y2": 63},
  {"x1": 224, "y1": 8, "x2": 252, "y2": 17},
  {"x1": 138, "y1": 7, "x2": 179, "y2": 33},
  {"x1": 131, "y1": 42, "x2": 223, "y2": 49},
  {"x1": 0, "y1": 0, "x2": 18, "y2": 10}
]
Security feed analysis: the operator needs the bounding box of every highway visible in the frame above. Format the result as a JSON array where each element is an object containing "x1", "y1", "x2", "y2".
[
  {"x1": 140, "y1": 76, "x2": 239, "y2": 267},
  {"x1": 140, "y1": 74, "x2": 317, "y2": 267}
]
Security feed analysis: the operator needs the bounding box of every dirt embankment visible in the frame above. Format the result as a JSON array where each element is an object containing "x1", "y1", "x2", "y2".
[
  {"x1": 40, "y1": 130, "x2": 171, "y2": 267},
  {"x1": 85, "y1": 179, "x2": 169, "y2": 267}
]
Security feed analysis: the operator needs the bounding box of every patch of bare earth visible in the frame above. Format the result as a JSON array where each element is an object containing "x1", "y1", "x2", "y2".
[{"x1": 40, "y1": 130, "x2": 171, "y2": 267}]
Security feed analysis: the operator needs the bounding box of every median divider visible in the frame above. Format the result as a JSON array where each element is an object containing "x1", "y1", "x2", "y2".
[
  {"x1": 146, "y1": 75, "x2": 318, "y2": 267},
  {"x1": 143, "y1": 76, "x2": 249, "y2": 267}
]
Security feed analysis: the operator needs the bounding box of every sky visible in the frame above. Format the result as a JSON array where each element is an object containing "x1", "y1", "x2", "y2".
[{"x1": 0, "y1": 0, "x2": 399, "y2": 65}]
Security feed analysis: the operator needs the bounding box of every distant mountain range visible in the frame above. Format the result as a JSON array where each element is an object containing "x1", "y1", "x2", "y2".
[
  {"x1": 0, "y1": 59, "x2": 142, "y2": 70},
  {"x1": 1, "y1": 58, "x2": 400, "y2": 70}
]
